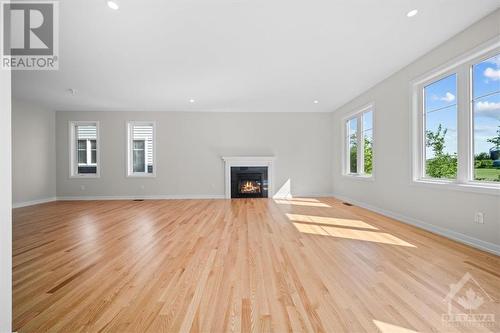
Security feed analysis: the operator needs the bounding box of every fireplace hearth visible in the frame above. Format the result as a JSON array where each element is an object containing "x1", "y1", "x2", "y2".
[{"x1": 231, "y1": 166, "x2": 268, "y2": 198}]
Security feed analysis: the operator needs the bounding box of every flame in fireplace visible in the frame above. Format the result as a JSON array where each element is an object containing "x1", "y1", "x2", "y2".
[{"x1": 240, "y1": 181, "x2": 261, "y2": 193}]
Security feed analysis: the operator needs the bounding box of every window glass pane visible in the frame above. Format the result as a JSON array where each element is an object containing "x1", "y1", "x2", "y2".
[
  {"x1": 363, "y1": 111, "x2": 373, "y2": 175},
  {"x1": 347, "y1": 118, "x2": 357, "y2": 173},
  {"x1": 77, "y1": 139, "x2": 87, "y2": 150},
  {"x1": 75, "y1": 125, "x2": 97, "y2": 174},
  {"x1": 131, "y1": 124, "x2": 154, "y2": 174},
  {"x1": 78, "y1": 150, "x2": 87, "y2": 164},
  {"x1": 363, "y1": 110, "x2": 373, "y2": 131},
  {"x1": 473, "y1": 54, "x2": 500, "y2": 99},
  {"x1": 473, "y1": 54, "x2": 500, "y2": 182},
  {"x1": 133, "y1": 140, "x2": 145, "y2": 150},
  {"x1": 133, "y1": 150, "x2": 146, "y2": 172},
  {"x1": 424, "y1": 74, "x2": 458, "y2": 179},
  {"x1": 77, "y1": 140, "x2": 87, "y2": 164}
]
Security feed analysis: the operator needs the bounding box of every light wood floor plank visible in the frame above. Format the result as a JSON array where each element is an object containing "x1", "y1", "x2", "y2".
[{"x1": 13, "y1": 198, "x2": 500, "y2": 332}]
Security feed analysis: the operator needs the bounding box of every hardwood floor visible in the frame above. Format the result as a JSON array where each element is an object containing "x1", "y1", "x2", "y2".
[{"x1": 13, "y1": 198, "x2": 500, "y2": 332}]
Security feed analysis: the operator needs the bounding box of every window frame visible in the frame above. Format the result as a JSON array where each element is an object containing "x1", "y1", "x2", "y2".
[
  {"x1": 126, "y1": 121, "x2": 157, "y2": 178},
  {"x1": 342, "y1": 103, "x2": 375, "y2": 180},
  {"x1": 69, "y1": 121, "x2": 100, "y2": 178},
  {"x1": 411, "y1": 37, "x2": 500, "y2": 195}
]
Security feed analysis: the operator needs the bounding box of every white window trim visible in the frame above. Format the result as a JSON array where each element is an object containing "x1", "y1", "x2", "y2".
[
  {"x1": 126, "y1": 121, "x2": 157, "y2": 178},
  {"x1": 410, "y1": 37, "x2": 500, "y2": 196},
  {"x1": 69, "y1": 121, "x2": 100, "y2": 178},
  {"x1": 341, "y1": 103, "x2": 375, "y2": 180}
]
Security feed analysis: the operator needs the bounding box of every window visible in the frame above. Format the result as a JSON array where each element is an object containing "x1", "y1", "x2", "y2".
[
  {"x1": 472, "y1": 54, "x2": 500, "y2": 183},
  {"x1": 412, "y1": 42, "x2": 500, "y2": 192},
  {"x1": 423, "y1": 74, "x2": 458, "y2": 179},
  {"x1": 127, "y1": 122, "x2": 155, "y2": 177},
  {"x1": 344, "y1": 105, "x2": 374, "y2": 178},
  {"x1": 69, "y1": 121, "x2": 99, "y2": 177}
]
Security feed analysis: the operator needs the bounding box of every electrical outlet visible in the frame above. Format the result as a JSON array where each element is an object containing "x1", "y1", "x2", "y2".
[
  {"x1": 80, "y1": 185, "x2": 86, "y2": 191},
  {"x1": 474, "y1": 212, "x2": 484, "y2": 224}
]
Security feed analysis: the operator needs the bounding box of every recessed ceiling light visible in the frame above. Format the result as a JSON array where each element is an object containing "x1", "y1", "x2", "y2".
[
  {"x1": 406, "y1": 9, "x2": 418, "y2": 17},
  {"x1": 313, "y1": 100, "x2": 319, "y2": 104},
  {"x1": 107, "y1": 0, "x2": 119, "y2": 10},
  {"x1": 189, "y1": 99, "x2": 195, "y2": 103}
]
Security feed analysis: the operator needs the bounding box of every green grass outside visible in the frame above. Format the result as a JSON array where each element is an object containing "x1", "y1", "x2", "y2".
[{"x1": 475, "y1": 168, "x2": 500, "y2": 182}]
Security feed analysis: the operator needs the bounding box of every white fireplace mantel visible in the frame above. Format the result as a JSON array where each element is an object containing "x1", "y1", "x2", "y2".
[{"x1": 222, "y1": 156, "x2": 275, "y2": 199}]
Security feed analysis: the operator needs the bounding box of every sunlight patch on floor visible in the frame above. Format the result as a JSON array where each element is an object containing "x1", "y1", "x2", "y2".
[
  {"x1": 274, "y1": 199, "x2": 331, "y2": 208},
  {"x1": 373, "y1": 320, "x2": 420, "y2": 333},
  {"x1": 286, "y1": 213, "x2": 378, "y2": 230},
  {"x1": 293, "y1": 222, "x2": 416, "y2": 247}
]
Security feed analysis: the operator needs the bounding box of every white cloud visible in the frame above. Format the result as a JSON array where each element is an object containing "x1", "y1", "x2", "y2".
[
  {"x1": 484, "y1": 67, "x2": 500, "y2": 81},
  {"x1": 477, "y1": 101, "x2": 500, "y2": 111},
  {"x1": 440, "y1": 92, "x2": 455, "y2": 102},
  {"x1": 475, "y1": 101, "x2": 500, "y2": 120},
  {"x1": 433, "y1": 92, "x2": 455, "y2": 102}
]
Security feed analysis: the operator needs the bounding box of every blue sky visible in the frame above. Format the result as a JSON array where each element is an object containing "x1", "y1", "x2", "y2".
[{"x1": 424, "y1": 54, "x2": 500, "y2": 158}]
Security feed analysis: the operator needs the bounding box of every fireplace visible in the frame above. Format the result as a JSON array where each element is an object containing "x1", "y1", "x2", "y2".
[
  {"x1": 223, "y1": 156, "x2": 275, "y2": 199},
  {"x1": 231, "y1": 167, "x2": 268, "y2": 198}
]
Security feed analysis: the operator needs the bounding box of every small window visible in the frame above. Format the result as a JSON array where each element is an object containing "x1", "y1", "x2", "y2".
[
  {"x1": 127, "y1": 122, "x2": 155, "y2": 176},
  {"x1": 423, "y1": 74, "x2": 458, "y2": 179},
  {"x1": 344, "y1": 105, "x2": 374, "y2": 177},
  {"x1": 472, "y1": 54, "x2": 500, "y2": 183},
  {"x1": 69, "y1": 121, "x2": 99, "y2": 177}
]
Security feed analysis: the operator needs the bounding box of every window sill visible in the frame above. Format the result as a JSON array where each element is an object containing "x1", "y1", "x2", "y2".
[
  {"x1": 70, "y1": 174, "x2": 100, "y2": 179},
  {"x1": 412, "y1": 179, "x2": 500, "y2": 196},
  {"x1": 342, "y1": 174, "x2": 375, "y2": 182},
  {"x1": 126, "y1": 173, "x2": 156, "y2": 178}
]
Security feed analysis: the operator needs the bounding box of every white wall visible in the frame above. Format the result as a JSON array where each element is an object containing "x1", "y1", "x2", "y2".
[
  {"x1": 0, "y1": 68, "x2": 12, "y2": 331},
  {"x1": 56, "y1": 111, "x2": 333, "y2": 198},
  {"x1": 332, "y1": 10, "x2": 500, "y2": 253},
  {"x1": 12, "y1": 100, "x2": 56, "y2": 207}
]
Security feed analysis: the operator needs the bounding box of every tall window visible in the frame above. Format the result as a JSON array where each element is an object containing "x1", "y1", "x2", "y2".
[
  {"x1": 70, "y1": 121, "x2": 99, "y2": 177},
  {"x1": 127, "y1": 122, "x2": 155, "y2": 176},
  {"x1": 472, "y1": 54, "x2": 500, "y2": 182},
  {"x1": 344, "y1": 105, "x2": 374, "y2": 177},
  {"x1": 423, "y1": 74, "x2": 458, "y2": 179},
  {"x1": 412, "y1": 44, "x2": 500, "y2": 191}
]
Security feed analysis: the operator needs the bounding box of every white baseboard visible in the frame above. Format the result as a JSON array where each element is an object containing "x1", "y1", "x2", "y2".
[
  {"x1": 56, "y1": 194, "x2": 226, "y2": 201},
  {"x1": 13, "y1": 197, "x2": 57, "y2": 208},
  {"x1": 332, "y1": 192, "x2": 500, "y2": 256}
]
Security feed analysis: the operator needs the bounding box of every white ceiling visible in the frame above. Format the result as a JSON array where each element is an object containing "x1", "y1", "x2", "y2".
[{"x1": 12, "y1": 0, "x2": 500, "y2": 112}]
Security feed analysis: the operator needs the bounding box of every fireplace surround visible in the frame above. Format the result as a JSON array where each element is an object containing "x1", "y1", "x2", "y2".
[{"x1": 222, "y1": 156, "x2": 275, "y2": 199}]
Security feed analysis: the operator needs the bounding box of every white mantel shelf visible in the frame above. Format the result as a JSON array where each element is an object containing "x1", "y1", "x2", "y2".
[{"x1": 222, "y1": 156, "x2": 275, "y2": 199}]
